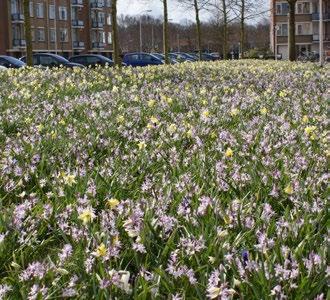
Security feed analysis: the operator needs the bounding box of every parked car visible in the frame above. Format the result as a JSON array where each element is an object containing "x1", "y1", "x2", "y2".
[
  {"x1": 210, "y1": 52, "x2": 220, "y2": 60},
  {"x1": 20, "y1": 53, "x2": 84, "y2": 68},
  {"x1": 189, "y1": 53, "x2": 217, "y2": 61},
  {"x1": 0, "y1": 55, "x2": 26, "y2": 68},
  {"x1": 69, "y1": 54, "x2": 114, "y2": 68},
  {"x1": 122, "y1": 53, "x2": 163, "y2": 67},
  {"x1": 170, "y1": 53, "x2": 196, "y2": 62},
  {"x1": 202, "y1": 53, "x2": 219, "y2": 61},
  {"x1": 151, "y1": 53, "x2": 178, "y2": 64}
]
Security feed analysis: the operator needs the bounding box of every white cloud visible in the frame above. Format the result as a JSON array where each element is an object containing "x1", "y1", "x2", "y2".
[{"x1": 117, "y1": 0, "x2": 211, "y2": 23}]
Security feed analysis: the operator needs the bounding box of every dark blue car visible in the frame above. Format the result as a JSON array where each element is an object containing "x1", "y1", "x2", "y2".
[
  {"x1": 122, "y1": 52, "x2": 163, "y2": 67},
  {"x1": 0, "y1": 55, "x2": 26, "y2": 68}
]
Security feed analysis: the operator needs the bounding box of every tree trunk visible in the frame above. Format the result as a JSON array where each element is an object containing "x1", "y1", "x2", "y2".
[
  {"x1": 163, "y1": 0, "x2": 170, "y2": 64},
  {"x1": 240, "y1": 0, "x2": 245, "y2": 58},
  {"x1": 111, "y1": 0, "x2": 121, "y2": 66},
  {"x1": 222, "y1": 0, "x2": 228, "y2": 59},
  {"x1": 23, "y1": 0, "x2": 33, "y2": 66},
  {"x1": 288, "y1": 0, "x2": 296, "y2": 61},
  {"x1": 194, "y1": 0, "x2": 202, "y2": 60}
]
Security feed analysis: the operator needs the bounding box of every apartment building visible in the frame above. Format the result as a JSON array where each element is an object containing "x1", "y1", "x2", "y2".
[
  {"x1": 270, "y1": 0, "x2": 330, "y2": 59},
  {"x1": 0, "y1": 0, "x2": 113, "y2": 58}
]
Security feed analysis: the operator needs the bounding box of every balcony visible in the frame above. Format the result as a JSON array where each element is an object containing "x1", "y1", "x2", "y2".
[
  {"x1": 312, "y1": 34, "x2": 330, "y2": 42},
  {"x1": 72, "y1": 20, "x2": 84, "y2": 28},
  {"x1": 312, "y1": 13, "x2": 330, "y2": 21},
  {"x1": 13, "y1": 39, "x2": 26, "y2": 48},
  {"x1": 91, "y1": 21, "x2": 104, "y2": 29},
  {"x1": 92, "y1": 42, "x2": 105, "y2": 49},
  {"x1": 90, "y1": 1, "x2": 104, "y2": 9},
  {"x1": 71, "y1": 0, "x2": 84, "y2": 6},
  {"x1": 11, "y1": 13, "x2": 24, "y2": 23},
  {"x1": 73, "y1": 41, "x2": 85, "y2": 49}
]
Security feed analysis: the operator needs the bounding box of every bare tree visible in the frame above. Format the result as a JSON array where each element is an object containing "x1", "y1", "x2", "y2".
[
  {"x1": 287, "y1": 0, "x2": 297, "y2": 61},
  {"x1": 162, "y1": 0, "x2": 170, "y2": 64},
  {"x1": 208, "y1": 0, "x2": 235, "y2": 59},
  {"x1": 23, "y1": 0, "x2": 33, "y2": 66},
  {"x1": 233, "y1": 0, "x2": 265, "y2": 58},
  {"x1": 177, "y1": 0, "x2": 211, "y2": 60},
  {"x1": 111, "y1": 0, "x2": 121, "y2": 66}
]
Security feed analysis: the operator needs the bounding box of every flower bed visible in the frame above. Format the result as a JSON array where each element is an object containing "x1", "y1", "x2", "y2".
[{"x1": 0, "y1": 61, "x2": 328, "y2": 299}]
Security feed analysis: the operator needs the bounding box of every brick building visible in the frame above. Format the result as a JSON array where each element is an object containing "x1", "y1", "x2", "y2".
[
  {"x1": 0, "y1": 0, "x2": 113, "y2": 58},
  {"x1": 270, "y1": 0, "x2": 330, "y2": 59}
]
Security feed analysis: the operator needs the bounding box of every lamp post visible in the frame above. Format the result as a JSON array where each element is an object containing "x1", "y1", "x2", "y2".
[
  {"x1": 274, "y1": 25, "x2": 280, "y2": 60},
  {"x1": 139, "y1": 10, "x2": 152, "y2": 52},
  {"x1": 319, "y1": 0, "x2": 324, "y2": 66}
]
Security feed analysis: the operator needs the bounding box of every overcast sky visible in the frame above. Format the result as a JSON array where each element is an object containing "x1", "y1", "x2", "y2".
[{"x1": 117, "y1": 0, "x2": 212, "y2": 23}]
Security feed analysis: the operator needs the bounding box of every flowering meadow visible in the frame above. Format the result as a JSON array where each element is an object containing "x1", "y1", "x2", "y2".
[{"x1": 0, "y1": 61, "x2": 328, "y2": 299}]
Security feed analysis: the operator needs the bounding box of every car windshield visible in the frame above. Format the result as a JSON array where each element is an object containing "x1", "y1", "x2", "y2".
[
  {"x1": 50, "y1": 54, "x2": 70, "y2": 63},
  {"x1": 99, "y1": 56, "x2": 113, "y2": 63},
  {"x1": 3, "y1": 56, "x2": 25, "y2": 66},
  {"x1": 151, "y1": 53, "x2": 163, "y2": 59},
  {"x1": 150, "y1": 54, "x2": 162, "y2": 61}
]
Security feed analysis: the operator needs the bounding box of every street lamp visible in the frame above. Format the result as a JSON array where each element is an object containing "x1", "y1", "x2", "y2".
[
  {"x1": 319, "y1": 0, "x2": 324, "y2": 66},
  {"x1": 274, "y1": 25, "x2": 280, "y2": 60},
  {"x1": 138, "y1": 10, "x2": 152, "y2": 52}
]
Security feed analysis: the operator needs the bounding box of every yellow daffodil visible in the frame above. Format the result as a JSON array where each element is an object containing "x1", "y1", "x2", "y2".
[
  {"x1": 167, "y1": 123, "x2": 177, "y2": 134},
  {"x1": 304, "y1": 126, "x2": 317, "y2": 140},
  {"x1": 284, "y1": 184, "x2": 293, "y2": 195},
  {"x1": 78, "y1": 208, "x2": 95, "y2": 225},
  {"x1": 147, "y1": 99, "x2": 156, "y2": 107},
  {"x1": 36, "y1": 124, "x2": 44, "y2": 132},
  {"x1": 304, "y1": 126, "x2": 317, "y2": 135},
  {"x1": 202, "y1": 110, "x2": 210, "y2": 118},
  {"x1": 107, "y1": 198, "x2": 120, "y2": 209},
  {"x1": 149, "y1": 116, "x2": 159, "y2": 124},
  {"x1": 95, "y1": 243, "x2": 107, "y2": 257},
  {"x1": 260, "y1": 107, "x2": 268, "y2": 115},
  {"x1": 166, "y1": 97, "x2": 173, "y2": 104},
  {"x1": 230, "y1": 108, "x2": 239, "y2": 116},
  {"x1": 63, "y1": 174, "x2": 76, "y2": 186},
  {"x1": 137, "y1": 141, "x2": 146, "y2": 150},
  {"x1": 117, "y1": 115, "x2": 125, "y2": 123},
  {"x1": 225, "y1": 148, "x2": 233, "y2": 158}
]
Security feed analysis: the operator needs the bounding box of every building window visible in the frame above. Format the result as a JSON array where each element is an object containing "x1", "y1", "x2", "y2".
[
  {"x1": 106, "y1": 0, "x2": 111, "y2": 7},
  {"x1": 108, "y1": 32, "x2": 112, "y2": 44},
  {"x1": 11, "y1": 0, "x2": 19, "y2": 14},
  {"x1": 29, "y1": 1, "x2": 34, "y2": 17},
  {"x1": 49, "y1": 5, "x2": 55, "y2": 19},
  {"x1": 72, "y1": 30, "x2": 78, "y2": 42},
  {"x1": 98, "y1": 12, "x2": 105, "y2": 24},
  {"x1": 107, "y1": 14, "x2": 112, "y2": 25},
  {"x1": 101, "y1": 31, "x2": 106, "y2": 43},
  {"x1": 31, "y1": 28, "x2": 35, "y2": 41},
  {"x1": 276, "y1": 2, "x2": 289, "y2": 15},
  {"x1": 71, "y1": 8, "x2": 78, "y2": 20},
  {"x1": 59, "y1": 7, "x2": 67, "y2": 20},
  {"x1": 36, "y1": 3, "x2": 44, "y2": 18},
  {"x1": 296, "y1": 23, "x2": 311, "y2": 35},
  {"x1": 296, "y1": 2, "x2": 310, "y2": 14},
  {"x1": 60, "y1": 29, "x2": 68, "y2": 42},
  {"x1": 50, "y1": 28, "x2": 56, "y2": 42},
  {"x1": 36, "y1": 28, "x2": 45, "y2": 41},
  {"x1": 12, "y1": 24, "x2": 22, "y2": 40},
  {"x1": 277, "y1": 23, "x2": 288, "y2": 36}
]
